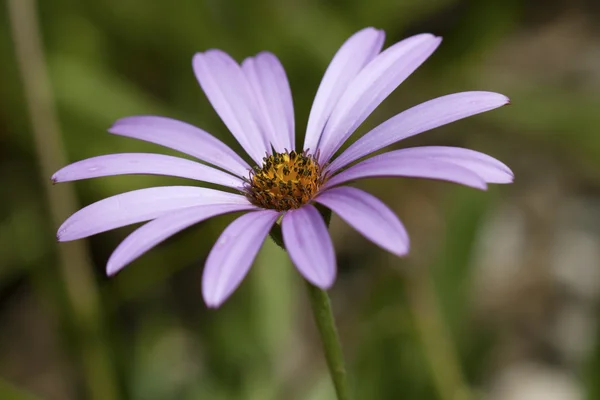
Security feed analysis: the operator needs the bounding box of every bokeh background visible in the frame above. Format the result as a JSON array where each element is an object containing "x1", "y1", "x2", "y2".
[{"x1": 2, "y1": 0, "x2": 600, "y2": 399}]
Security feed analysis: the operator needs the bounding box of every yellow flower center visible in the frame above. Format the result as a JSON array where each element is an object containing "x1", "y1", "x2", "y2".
[{"x1": 245, "y1": 150, "x2": 325, "y2": 211}]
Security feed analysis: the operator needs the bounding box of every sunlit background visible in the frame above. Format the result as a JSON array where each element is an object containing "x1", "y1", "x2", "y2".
[{"x1": 2, "y1": 0, "x2": 600, "y2": 399}]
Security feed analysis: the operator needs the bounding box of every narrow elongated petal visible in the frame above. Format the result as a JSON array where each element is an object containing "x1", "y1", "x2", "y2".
[
  {"x1": 303, "y1": 27, "x2": 385, "y2": 153},
  {"x1": 106, "y1": 203, "x2": 257, "y2": 276},
  {"x1": 52, "y1": 153, "x2": 245, "y2": 188},
  {"x1": 375, "y1": 147, "x2": 513, "y2": 183},
  {"x1": 282, "y1": 205, "x2": 336, "y2": 289},
  {"x1": 57, "y1": 186, "x2": 250, "y2": 241},
  {"x1": 315, "y1": 187, "x2": 409, "y2": 256},
  {"x1": 328, "y1": 92, "x2": 511, "y2": 172},
  {"x1": 109, "y1": 116, "x2": 251, "y2": 177},
  {"x1": 324, "y1": 157, "x2": 487, "y2": 190},
  {"x1": 193, "y1": 50, "x2": 269, "y2": 164},
  {"x1": 317, "y1": 34, "x2": 442, "y2": 163},
  {"x1": 242, "y1": 52, "x2": 294, "y2": 152},
  {"x1": 202, "y1": 210, "x2": 280, "y2": 307}
]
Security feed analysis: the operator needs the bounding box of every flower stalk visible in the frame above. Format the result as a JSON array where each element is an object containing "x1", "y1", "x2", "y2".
[
  {"x1": 305, "y1": 282, "x2": 350, "y2": 400},
  {"x1": 269, "y1": 207, "x2": 349, "y2": 399}
]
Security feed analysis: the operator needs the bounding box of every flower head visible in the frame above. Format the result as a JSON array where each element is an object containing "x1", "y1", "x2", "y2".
[
  {"x1": 245, "y1": 150, "x2": 325, "y2": 211},
  {"x1": 54, "y1": 28, "x2": 512, "y2": 307}
]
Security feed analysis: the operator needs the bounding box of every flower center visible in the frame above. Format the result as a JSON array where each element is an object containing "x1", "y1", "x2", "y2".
[{"x1": 244, "y1": 150, "x2": 325, "y2": 211}]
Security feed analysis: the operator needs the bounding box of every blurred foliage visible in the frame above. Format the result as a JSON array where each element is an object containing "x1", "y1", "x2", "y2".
[{"x1": 2, "y1": 0, "x2": 600, "y2": 399}]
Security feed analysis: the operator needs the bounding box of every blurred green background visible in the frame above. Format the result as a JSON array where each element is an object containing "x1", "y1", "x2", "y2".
[{"x1": 2, "y1": 0, "x2": 600, "y2": 399}]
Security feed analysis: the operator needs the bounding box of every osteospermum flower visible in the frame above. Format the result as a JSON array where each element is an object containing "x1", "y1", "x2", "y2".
[{"x1": 54, "y1": 28, "x2": 512, "y2": 307}]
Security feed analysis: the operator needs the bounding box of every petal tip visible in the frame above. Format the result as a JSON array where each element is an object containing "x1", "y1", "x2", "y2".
[
  {"x1": 107, "y1": 116, "x2": 135, "y2": 131},
  {"x1": 191, "y1": 52, "x2": 207, "y2": 67},
  {"x1": 202, "y1": 293, "x2": 224, "y2": 309},
  {"x1": 312, "y1": 280, "x2": 334, "y2": 291},
  {"x1": 202, "y1": 282, "x2": 228, "y2": 309},
  {"x1": 308, "y1": 272, "x2": 336, "y2": 290},
  {"x1": 359, "y1": 26, "x2": 380, "y2": 34},
  {"x1": 106, "y1": 259, "x2": 124, "y2": 277},
  {"x1": 390, "y1": 240, "x2": 410, "y2": 257},
  {"x1": 256, "y1": 50, "x2": 276, "y2": 59},
  {"x1": 106, "y1": 267, "x2": 118, "y2": 277},
  {"x1": 107, "y1": 123, "x2": 121, "y2": 134},
  {"x1": 56, "y1": 229, "x2": 68, "y2": 242},
  {"x1": 393, "y1": 248, "x2": 410, "y2": 257}
]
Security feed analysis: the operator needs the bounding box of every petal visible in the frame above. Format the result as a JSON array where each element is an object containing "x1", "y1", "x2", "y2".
[
  {"x1": 109, "y1": 116, "x2": 251, "y2": 177},
  {"x1": 57, "y1": 186, "x2": 250, "y2": 241},
  {"x1": 323, "y1": 156, "x2": 487, "y2": 190},
  {"x1": 202, "y1": 210, "x2": 280, "y2": 308},
  {"x1": 303, "y1": 27, "x2": 385, "y2": 153},
  {"x1": 282, "y1": 205, "x2": 336, "y2": 289},
  {"x1": 315, "y1": 186, "x2": 409, "y2": 256},
  {"x1": 317, "y1": 34, "x2": 442, "y2": 163},
  {"x1": 242, "y1": 52, "x2": 294, "y2": 152},
  {"x1": 52, "y1": 153, "x2": 244, "y2": 188},
  {"x1": 377, "y1": 146, "x2": 513, "y2": 184},
  {"x1": 328, "y1": 92, "x2": 511, "y2": 173},
  {"x1": 193, "y1": 50, "x2": 269, "y2": 164},
  {"x1": 106, "y1": 203, "x2": 257, "y2": 276}
]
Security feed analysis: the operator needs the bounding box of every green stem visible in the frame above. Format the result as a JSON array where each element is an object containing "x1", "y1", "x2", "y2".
[
  {"x1": 304, "y1": 282, "x2": 350, "y2": 400},
  {"x1": 407, "y1": 272, "x2": 472, "y2": 400},
  {"x1": 269, "y1": 207, "x2": 347, "y2": 398}
]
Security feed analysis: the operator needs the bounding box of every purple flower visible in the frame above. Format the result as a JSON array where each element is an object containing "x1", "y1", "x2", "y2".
[{"x1": 54, "y1": 28, "x2": 512, "y2": 308}]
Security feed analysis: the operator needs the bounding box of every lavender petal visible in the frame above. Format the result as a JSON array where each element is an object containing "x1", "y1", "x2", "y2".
[
  {"x1": 52, "y1": 153, "x2": 244, "y2": 188},
  {"x1": 193, "y1": 50, "x2": 269, "y2": 164},
  {"x1": 282, "y1": 205, "x2": 336, "y2": 289},
  {"x1": 373, "y1": 146, "x2": 513, "y2": 183},
  {"x1": 315, "y1": 186, "x2": 409, "y2": 256},
  {"x1": 202, "y1": 210, "x2": 280, "y2": 308},
  {"x1": 303, "y1": 27, "x2": 385, "y2": 153},
  {"x1": 317, "y1": 34, "x2": 442, "y2": 163},
  {"x1": 57, "y1": 186, "x2": 250, "y2": 241},
  {"x1": 109, "y1": 116, "x2": 251, "y2": 177},
  {"x1": 242, "y1": 52, "x2": 294, "y2": 152},
  {"x1": 324, "y1": 157, "x2": 487, "y2": 190},
  {"x1": 107, "y1": 203, "x2": 257, "y2": 276},
  {"x1": 328, "y1": 92, "x2": 510, "y2": 173}
]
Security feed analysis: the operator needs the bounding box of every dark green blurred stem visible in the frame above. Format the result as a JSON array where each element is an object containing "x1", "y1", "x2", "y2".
[
  {"x1": 270, "y1": 206, "x2": 349, "y2": 399},
  {"x1": 305, "y1": 282, "x2": 350, "y2": 400},
  {"x1": 407, "y1": 272, "x2": 472, "y2": 400},
  {"x1": 7, "y1": 0, "x2": 119, "y2": 399}
]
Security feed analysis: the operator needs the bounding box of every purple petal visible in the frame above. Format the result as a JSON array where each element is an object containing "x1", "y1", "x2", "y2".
[
  {"x1": 282, "y1": 205, "x2": 336, "y2": 289},
  {"x1": 193, "y1": 50, "x2": 269, "y2": 164},
  {"x1": 317, "y1": 34, "x2": 442, "y2": 163},
  {"x1": 107, "y1": 203, "x2": 257, "y2": 276},
  {"x1": 328, "y1": 92, "x2": 511, "y2": 173},
  {"x1": 315, "y1": 187, "x2": 409, "y2": 256},
  {"x1": 242, "y1": 52, "x2": 294, "y2": 152},
  {"x1": 303, "y1": 27, "x2": 385, "y2": 153},
  {"x1": 52, "y1": 153, "x2": 244, "y2": 188},
  {"x1": 376, "y1": 146, "x2": 513, "y2": 184},
  {"x1": 202, "y1": 210, "x2": 280, "y2": 308},
  {"x1": 109, "y1": 116, "x2": 251, "y2": 177},
  {"x1": 323, "y1": 157, "x2": 487, "y2": 190},
  {"x1": 57, "y1": 186, "x2": 250, "y2": 241}
]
